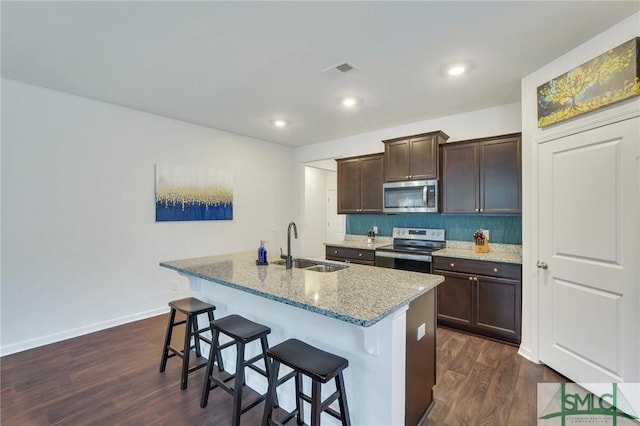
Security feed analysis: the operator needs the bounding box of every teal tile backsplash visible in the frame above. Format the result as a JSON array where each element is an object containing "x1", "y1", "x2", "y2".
[{"x1": 346, "y1": 214, "x2": 522, "y2": 244}]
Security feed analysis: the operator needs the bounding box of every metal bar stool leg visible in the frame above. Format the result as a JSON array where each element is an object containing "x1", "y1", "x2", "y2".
[
  {"x1": 192, "y1": 314, "x2": 202, "y2": 357},
  {"x1": 310, "y1": 379, "x2": 322, "y2": 426},
  {"x1": 260, "y1": 336, "x2": 279, "y2": 408},
  {"x1": 232, "y1": 342, "x2": 246, "y2": 426},
  {"x1": 261, "y1": 359, "x2": 281, "y2": 426},
  {"x1": 207, "y1": 310, "x2": 225, "y2": 372},
  {"x1": 159, "y1": 308, "x2": 177, "y2": 372},
  {"x1": 336, "y1": 373, "x2": 351, "y2": 426},
  {"x1": 180, "y1": 315, "x2": 192, "y2": 390},
  {"x1": 200, "y1": 329, "x2": 220, "y2": 408},
  {"x1": 295, "y1": 372, "x2": 304, "y2": 425}
]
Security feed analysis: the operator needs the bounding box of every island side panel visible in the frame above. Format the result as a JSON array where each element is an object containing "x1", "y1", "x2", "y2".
[
  {"x1": 405, "y1": 289, "x2": 436, "y2": 426},
  {"x1": 187, "y1": 275, "x2": 407, "y2": 426}
]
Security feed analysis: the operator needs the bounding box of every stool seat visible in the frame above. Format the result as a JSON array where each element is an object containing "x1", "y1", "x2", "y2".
[
  {"x1": 170, "y1": 297, "x2": 216, "y2": 315},
  {"x1": 212, "y1": 314, "x2": 271, "y2": 343},
  {"x1": 159, "y1": 297, "x2": 222, "y2": 390},
  {"x1": 201, "y1": 315, "x2": 277, "y2": 426},
  {"x1": 267, "y1": 338, "x2": 348, "y2": 384},
  {"x1": 262, "y1": 339, "x2": 351, "y2": 426}
]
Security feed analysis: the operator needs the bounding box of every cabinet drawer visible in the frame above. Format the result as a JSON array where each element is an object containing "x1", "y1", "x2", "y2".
[
  {"x1": 433, "y1": 256, "x2": 520, "y2": 280},
  {"x1": 325, "y1": 246, "x2": 375, "y2": 263}
]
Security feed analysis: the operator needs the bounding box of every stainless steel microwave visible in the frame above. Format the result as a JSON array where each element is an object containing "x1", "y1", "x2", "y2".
[{"x1": 383, "y1": 179, "x2": 438, "y2": 213}]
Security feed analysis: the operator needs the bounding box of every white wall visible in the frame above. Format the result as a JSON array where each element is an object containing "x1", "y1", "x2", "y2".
[
  {"x1": 303, "y1": 166, "x2": 329, "y2": 259},
  {"x1": 1, "y1": 79, "x2": 294, "y2": 355},
  {"x1": 519, "y1": 12, "x2": 640, "y2": 362},
  {"x1": 302, "y1": 165, "x2": 338, "y2": 258}
]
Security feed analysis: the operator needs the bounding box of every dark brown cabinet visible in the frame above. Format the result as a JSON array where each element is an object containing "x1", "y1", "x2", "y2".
[
  {"x1": 433, "y1": 256, "x2": 522, "y2": 344},
  {"x1": 441, "y1": 133, "x2": 521, "y2": 214},
  {"x1": 383, "y1": 131, "x2": 449, "y2": 182},
  {"x1": 336, "y1": 153, "x2": 384, "y2": 214},
  {"x1": 325, "y1": 245, "x2": 375, "y2": 266}
]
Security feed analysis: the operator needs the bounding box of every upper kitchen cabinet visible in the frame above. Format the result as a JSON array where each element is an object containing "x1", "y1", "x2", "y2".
[
  {"x1": 383, "y1": 131, "x2": 449, "y2": 182},
  {"x1": 441, "y1": 133, "x2": 521, "y2": 214},
  {"x1": 336, "y1": 153, "x2": 384, "y2": 214}
]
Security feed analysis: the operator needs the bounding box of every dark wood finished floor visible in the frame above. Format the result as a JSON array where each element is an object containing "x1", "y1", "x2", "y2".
[
  {"x1": 1, "y1": 314, "x2": 568, "y2": 425},
  {"x1": 424, "y1": 327, "x2": 568, "y2": 426}
]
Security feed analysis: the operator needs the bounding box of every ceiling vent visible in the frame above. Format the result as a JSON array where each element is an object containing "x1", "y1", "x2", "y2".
[{"x1": 322, "y1": 61, "x2": 358, "y2": 77}]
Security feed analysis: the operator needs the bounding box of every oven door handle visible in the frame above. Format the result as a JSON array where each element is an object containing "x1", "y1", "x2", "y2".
[{"x1": 375, "y1": 251, "x2": 432, "y2": 262}]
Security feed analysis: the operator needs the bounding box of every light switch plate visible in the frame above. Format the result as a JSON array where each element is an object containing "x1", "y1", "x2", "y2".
[{"x1": 373, "y1": 226, "x2": 378, "y2": 234}]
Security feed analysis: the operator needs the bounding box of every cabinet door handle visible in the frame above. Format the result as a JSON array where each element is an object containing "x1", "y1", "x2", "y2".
[
  {"x1": 358, "y1": 253, "x2": 363, "y2": 257},
  {"x1": 474, "y1": 277, "x2": 478, "y2": 281},
  {"x1": 468, "y1": 276, "x2": 473, "y2": 281},
  {"x1": 493, "y1": 268, "x2": 498, "y2": 272},
  {"x1": 334, "y1": 250, "x2": 339, "y2": 254},
  {"x1": 537, "y1": 261, "x2": 548, "y2": 269},
  {"x1": 480, "y1": 208, "x2": 484, "y2": 212},
  {"x1": 450, "y1": 263, "x2": 455, "y2": 267},
  {"x1": 475, "y1": 208, "x2": 479, "y2": 212}
]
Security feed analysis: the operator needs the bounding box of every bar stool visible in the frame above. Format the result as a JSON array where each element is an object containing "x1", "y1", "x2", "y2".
[
  {"x1": 201, "y1": 314, "x2": 280, "y2": 426},
  {"x1": 159, "y1": 297, "x2": 223, "y2": 390},
  {"x1": 262, "y1": 338, "x2": 351, "y2": 426}
]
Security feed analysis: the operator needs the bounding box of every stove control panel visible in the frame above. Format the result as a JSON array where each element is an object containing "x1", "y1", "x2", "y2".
[{"x1": 392, "y1": 227, "x2": 445, "y2": 242}]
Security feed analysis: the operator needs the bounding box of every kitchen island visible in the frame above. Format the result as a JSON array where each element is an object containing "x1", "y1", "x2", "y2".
[{"x1": 160, "y1": 252, "x2": 444, "y2": 426}]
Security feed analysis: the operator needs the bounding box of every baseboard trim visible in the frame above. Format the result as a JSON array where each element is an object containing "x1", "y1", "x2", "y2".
[
  {"x1": 0, "y1": 307, "x2": 170, "y2": 357},
  {"x1": 517, "y1": 344, "x2": 539, "y2": 364}
]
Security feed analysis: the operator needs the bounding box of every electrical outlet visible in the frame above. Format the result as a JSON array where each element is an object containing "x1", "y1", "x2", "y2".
[
  {"x1": 483, "y1": 230, "x2": 490, "y2": 241},
  {"x1": 373, "y1": 226, "x2": 378, "y2": 234},
  {"x1": 417, "y1": 323, "x2": 426, "y2": 341},
  {"x1": 171, "y1": 280, "x2": 180, "y2": 291}
]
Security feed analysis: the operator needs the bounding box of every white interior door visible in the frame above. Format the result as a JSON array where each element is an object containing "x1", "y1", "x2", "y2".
[
  {"x1": 326, "y1": 189, "x2": 345, "y2": 243},
  {"x1": 537, "y1": 116, "x2": 639, "y2": 384}
]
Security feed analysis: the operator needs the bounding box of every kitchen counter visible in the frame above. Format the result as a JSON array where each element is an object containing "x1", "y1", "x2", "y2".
[
  {"x1": 160, "y1": 251, "x2": 442, "y2": 326},
  {"x1": 324, "y1": 239, "x2": 391, "y2": 250},
  {"x1": 432, "y1": 247, "x2": 522, "y2": 264},
  {"x1": 160, "y1": 251, "x2": 443, "y2": 425}
]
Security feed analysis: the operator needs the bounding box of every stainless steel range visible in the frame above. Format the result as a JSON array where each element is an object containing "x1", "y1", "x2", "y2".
[{"x1": 375, "y1": 227, "x2": 446, "y2": 273}]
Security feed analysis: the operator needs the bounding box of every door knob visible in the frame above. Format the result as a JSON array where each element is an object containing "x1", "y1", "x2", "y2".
[{"x1": 537, "y1": 261, "x2": 548, "y2": 269}]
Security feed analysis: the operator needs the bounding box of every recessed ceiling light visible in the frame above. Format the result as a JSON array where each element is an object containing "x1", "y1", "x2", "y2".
[
  {"x1": 448, "y1": 65, "x2": 467, "y2": 76},
  {"x1": 339, "y1": 96, "x2": 362, "y2": 108},
  {"x1": 272, "y1": 119, "x2": 287, "y2": 128}
]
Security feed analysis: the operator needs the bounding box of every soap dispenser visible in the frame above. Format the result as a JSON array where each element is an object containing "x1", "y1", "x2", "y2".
[{"x1": 257, "y1": 240, "x2": 268, "y2": 265}]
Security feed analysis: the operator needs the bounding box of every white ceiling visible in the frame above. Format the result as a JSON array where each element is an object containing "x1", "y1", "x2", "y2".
[{"x1": 2, "y1": 1, "x2": 638, "y2": 147}]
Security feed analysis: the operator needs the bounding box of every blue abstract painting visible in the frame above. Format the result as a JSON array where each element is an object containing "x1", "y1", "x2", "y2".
[{"x1": 155, "y1": 165, "x2": 233, "y2": 222}]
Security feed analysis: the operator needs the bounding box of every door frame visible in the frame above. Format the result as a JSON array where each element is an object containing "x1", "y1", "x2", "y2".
[{"x1": 326, "y1": 188, "x2": 345, "y2": 243}]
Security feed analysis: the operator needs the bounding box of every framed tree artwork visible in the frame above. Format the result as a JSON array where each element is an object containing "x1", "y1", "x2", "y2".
[{"x1": 537, "y1": 37, "x2": 640, "y2": 128}]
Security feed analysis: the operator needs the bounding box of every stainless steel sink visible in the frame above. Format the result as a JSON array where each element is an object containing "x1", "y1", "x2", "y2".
[
  {"x1": 272, "y1": 258, "x2": 348, "y2": 272},
  {"x1": 304, "y1": 264, "x2": 347, "y2": 273}
]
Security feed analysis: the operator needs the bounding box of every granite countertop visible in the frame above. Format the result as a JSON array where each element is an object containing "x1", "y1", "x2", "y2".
[
  {"x1": 432, "y1": 248, "x2": 522, "y2": 264},
  {"x1": 324, "y1": 239, "x2": 391, "y2": 250},
  {"x1": 160, "y1": 251, "x2": 443, "y2": 327}
]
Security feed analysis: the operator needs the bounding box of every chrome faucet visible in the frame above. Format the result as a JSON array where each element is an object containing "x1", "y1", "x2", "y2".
[{"x1": 285, "y1": 221, "x2": 298, "y2": 269}]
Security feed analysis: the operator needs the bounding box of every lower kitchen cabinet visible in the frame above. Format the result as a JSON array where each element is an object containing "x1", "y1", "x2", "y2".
[
  {"x1": 325, "y1": 245, "x2": 375, "y2": 266},
  {"x1": 433, "y1": 256, "x2": 521, "y2": 344}
]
